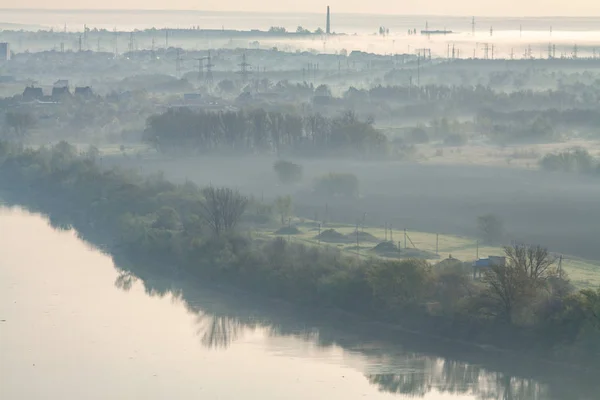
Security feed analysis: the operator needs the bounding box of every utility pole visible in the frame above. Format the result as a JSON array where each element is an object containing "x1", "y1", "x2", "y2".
[
  {"x1": 318, "y1": 223, "x2": 321, "y2": 245},
  {"x1": 175, "y1": 49, "x2": 182, "y2": 78},
  {"x1": 404, "y1": 228, "x2": 407, "y2": 249},
  {"x1": 471, "y1": 16, "x2": 475, "y2": 36},
  {"x1": 417, "y1": 55, "x2": 420, "y2": 86},
  {"x1": 165, "y1": 29, "x2": 169, "y2": 48},
  {"x1": 194, "y1": 57, "x2": 204, "y2": 80},
  {"x1": 356, "y1": 221, "x2": 360, "y2": 257}
]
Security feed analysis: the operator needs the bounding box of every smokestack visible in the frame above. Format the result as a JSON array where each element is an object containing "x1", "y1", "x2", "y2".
[{"x1": 326, "y1": 6, "x2": 331, "y2": 35}]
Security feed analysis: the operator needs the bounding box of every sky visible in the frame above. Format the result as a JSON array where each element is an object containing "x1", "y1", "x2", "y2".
[{"x1": 5, "y1": 0, "x2": 600, "y2": 16}]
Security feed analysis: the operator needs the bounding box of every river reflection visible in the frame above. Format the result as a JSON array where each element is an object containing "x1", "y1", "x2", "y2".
[{"x1": 1, "y1": 205, "x2": 598, "y2": 400}]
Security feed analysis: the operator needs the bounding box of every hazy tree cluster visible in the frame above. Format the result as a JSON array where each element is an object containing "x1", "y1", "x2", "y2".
[
  {"x1": 144, "y1": 108, "x2": 388, "y2": 158},
  {"x1": 1, "y1": 141, "x2": 600, "y2": 364},
  {"x1": 346, "y1": 84, "x2": 582, "y2": 113},
  {"x1": 539, "y1": 148, "x2": 600, "y2": 175}
]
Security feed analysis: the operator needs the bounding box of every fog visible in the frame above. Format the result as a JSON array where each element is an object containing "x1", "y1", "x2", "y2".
[{"x1": 2, "y1": 10, "x2": 600, "y2": 397}]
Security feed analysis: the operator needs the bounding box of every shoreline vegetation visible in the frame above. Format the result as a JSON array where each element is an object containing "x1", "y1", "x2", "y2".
[{"x1": 1, "y1": 140, "x2": 600, "y2": 368}]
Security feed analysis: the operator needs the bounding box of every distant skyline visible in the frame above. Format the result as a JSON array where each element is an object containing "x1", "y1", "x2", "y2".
[{"x1": 5, "y1": 1, "x2": 600, "y2": 17}]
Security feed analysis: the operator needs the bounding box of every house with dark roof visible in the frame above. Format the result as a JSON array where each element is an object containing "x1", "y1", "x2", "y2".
[
  {"x1": 52, "y1": 86, "x2": 71, "y2": 100},
  {"x1": 74, "y1": 86, "x2": 94, "y2": 99},
  {"x1": 23, "y1": 86, "x2": 44, "y2": 101}
]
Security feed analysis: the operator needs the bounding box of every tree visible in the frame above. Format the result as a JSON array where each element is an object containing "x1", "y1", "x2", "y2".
[
  {"x1": 5, "y1": 111, "x2": 35, "y2": 138},
  {"x1": 273, "y1": 160, "x2": 303, "y2": 184},
  {"x1": 481, "y1": 244, "x2": 556, "y2": 320},
  {"x1": 200, "y1": 186, "x2": 248, "y2": 235},
  {"x1": 477, "y1": 214, "x2": 504, "y2": 244},
  {"x1": 315, "y1": 84, "x2": 332, "y2": 98},
  {"x1": 152, "y1": 207, "x2": 181, "y2": 230},
  {"x1": 481, "y1": 261, "x2": 526, "y2": 320},
  {"x1": 217, "y1": 79, "x2": 236, "y2": 94},
  {"x1": 367, "y1": 259, "x2": 432, "y2": 310},
  {"x1": 274, "y1": 195, "x2": 293, "y2": 225},
  {"x1": 504, "y1": 244, "x2": 556, "y2": 284},
  {"x1": 314, "y1": 173, "x2": 359, "y2": 197}
]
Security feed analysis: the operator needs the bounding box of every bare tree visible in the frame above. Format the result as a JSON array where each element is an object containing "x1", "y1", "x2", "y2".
[
  {"x1": 200, "y1": 186, "x2": 248, "y2": 235},
  {"x1": 482, "y1": 244, "x2": 556, "y2": 320},
  {"x1": 504, "y1": 244, "x2": 556, "y2": 284}
]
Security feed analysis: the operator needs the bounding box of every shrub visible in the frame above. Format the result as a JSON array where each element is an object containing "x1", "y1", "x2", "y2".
[
  {"x1": 273, "y1": 160, "x2": 303, "y2": 184},
  {"x1": 313, "y1": 172, "x2": 359, "y2": 197},
  {"x1": 539, "y1": 148, "x2": 596, "y2": 174}
]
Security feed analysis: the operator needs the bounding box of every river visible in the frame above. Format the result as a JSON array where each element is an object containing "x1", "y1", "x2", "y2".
[{"x1": 0, "y1": 207, "x2": 597, "y2": 400}]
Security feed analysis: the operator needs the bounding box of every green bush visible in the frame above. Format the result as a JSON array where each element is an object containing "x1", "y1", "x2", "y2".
[
  {"x1": 273, "y1": 160, "x2": 303, "y2": 184},
  {"x1": 314, "y1": 172, "x2": 359, "y2": 197}
]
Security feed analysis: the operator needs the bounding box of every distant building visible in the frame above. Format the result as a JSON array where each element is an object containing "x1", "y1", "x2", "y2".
[
  {"x1": 0, "y1": 43, "x2": 10, "y2": 61},
  {"x1": 74, "y1": 86, "x2": 94, "y2": 99},
  {"x1": 472, "y1": 256, "x2": 506, "y2": 279},
  {"x1": 23, "y1": 86, "x2": 44, "y2": 101},
  {"x1": 52, "y1": 86, "x2": 71, "y2": 100}
]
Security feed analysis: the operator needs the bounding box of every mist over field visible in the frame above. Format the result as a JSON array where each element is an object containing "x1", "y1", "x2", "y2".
[{"x1": 4, "y1": 9, "x2": 600, "y2": 400}]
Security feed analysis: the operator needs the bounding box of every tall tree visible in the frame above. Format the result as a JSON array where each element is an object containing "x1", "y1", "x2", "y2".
[{"x1": 200, "y1": 186, "x2": 248, "y2": 235}]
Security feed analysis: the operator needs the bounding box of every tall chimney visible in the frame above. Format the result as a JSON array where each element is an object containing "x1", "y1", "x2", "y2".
[{"x1": 326, "y1": 6, "x2": 331, "y2": 35}]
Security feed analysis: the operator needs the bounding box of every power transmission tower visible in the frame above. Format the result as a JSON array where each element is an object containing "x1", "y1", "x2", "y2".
[
  {"x1": 237, "y1": 53, "x2": 251, "y2": 84},
  {"x1": 128, "y1": 32, "x2": 134, "y2": 53},
  {"x1": 114, "y1": 28, "x2": 118, "y2": 58},
  {"x1": 471, "y1": 16, "x2": 475, "y2": 36},
  {"x1": 165, "y1": 29, "x2": 169, "y2": 48},
  {"x1": 205, "y1": 50, "x2": 214, "y2": 87}
]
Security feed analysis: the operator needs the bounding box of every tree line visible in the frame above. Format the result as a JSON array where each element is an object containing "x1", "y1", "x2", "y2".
[
  {"x1": 1, "y1": 141, "x2": 599, "y2": 366},
  {"x1": 143, "y1": 108, "x2": 388, "y2": 158}
]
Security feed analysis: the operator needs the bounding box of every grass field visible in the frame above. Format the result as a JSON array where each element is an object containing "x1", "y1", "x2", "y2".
[{"x1": 261, "y1": 221, "x2": 600, "y2": 289}]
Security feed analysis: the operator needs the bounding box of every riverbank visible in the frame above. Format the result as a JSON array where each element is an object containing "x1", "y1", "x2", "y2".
[{"x1": 0, "y1": 141, "x2": 598, "y2": 368}]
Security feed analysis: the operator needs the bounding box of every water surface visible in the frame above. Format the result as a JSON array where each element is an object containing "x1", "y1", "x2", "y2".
[{"x1": 0, "y1": 207, "x2": 596, "y2": 399}]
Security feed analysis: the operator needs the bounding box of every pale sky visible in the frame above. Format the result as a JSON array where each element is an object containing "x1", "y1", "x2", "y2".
[{"x1": 5, "y1": 0, "x2": 600, "y2": 16}]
